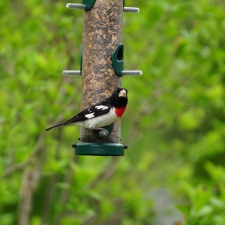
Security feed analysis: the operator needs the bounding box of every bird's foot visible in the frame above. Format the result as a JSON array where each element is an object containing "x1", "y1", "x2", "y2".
[{"x1": 93, "y1": 128, "x2": 109, "y2": 138}]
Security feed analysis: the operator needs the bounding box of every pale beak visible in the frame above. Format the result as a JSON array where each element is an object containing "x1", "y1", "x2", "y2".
[{"x1": 119, "y1": 89, "x2": 127, "y2": 97}]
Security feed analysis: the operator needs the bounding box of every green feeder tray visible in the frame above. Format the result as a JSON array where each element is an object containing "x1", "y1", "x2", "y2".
[{"x1": 72, "y1": 142, "x2": 128, "y2": 156}]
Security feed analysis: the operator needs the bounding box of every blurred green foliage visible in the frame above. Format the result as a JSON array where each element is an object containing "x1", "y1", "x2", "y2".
[{"x1": 1, "y1": 0, "x2": 225, "y2": 224}]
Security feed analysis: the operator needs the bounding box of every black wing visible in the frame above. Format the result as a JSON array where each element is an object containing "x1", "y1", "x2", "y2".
[
  {"x1": 45, "y1": 99, "x2": 112, "y2": 131},
  {"x1": 62, "y1": 103, "x2": 112, "y2": 126}
]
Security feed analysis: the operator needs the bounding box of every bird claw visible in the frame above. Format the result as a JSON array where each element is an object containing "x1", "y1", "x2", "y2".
[{"x1": 93, "y1": 128, "x2": 109, "y2": 138}]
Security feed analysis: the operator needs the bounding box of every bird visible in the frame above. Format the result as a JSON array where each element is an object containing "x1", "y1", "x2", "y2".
[{"x1": 45, "y1": 88, "x2": 128, "y2": 135}]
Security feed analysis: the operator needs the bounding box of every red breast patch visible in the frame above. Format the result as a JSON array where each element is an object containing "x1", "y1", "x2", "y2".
[{"x1": 115, "y1": 107, "x2": 126, "y2": 118}]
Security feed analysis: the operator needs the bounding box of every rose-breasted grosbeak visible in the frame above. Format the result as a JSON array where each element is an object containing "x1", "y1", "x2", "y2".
[{"x1": 45, "y1": 88, "x2": 128, "y2": 133}]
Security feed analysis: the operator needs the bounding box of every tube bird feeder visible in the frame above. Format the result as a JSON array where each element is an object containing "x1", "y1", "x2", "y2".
[{"x1": 64, "y1": 0, "x2": 141, "y2": 156}]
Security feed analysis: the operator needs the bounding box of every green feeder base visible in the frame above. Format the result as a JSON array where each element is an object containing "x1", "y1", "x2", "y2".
[{"x1": 72, "y1": 142, "x2": 128, "y2": 156}]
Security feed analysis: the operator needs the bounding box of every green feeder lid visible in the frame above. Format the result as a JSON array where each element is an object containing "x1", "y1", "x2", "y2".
[{"x1": 73, "y1": 142, "x2": 128, "y2": 156}]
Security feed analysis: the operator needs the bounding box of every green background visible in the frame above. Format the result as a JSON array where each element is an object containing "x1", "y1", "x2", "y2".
[{"x1": 1, "y1": 0, "x2": 225, "y2": 224}]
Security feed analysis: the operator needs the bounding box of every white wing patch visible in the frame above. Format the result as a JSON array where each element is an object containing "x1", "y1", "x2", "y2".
[
  {"x1": 85, "y1": 113, "x2": 95, "y2": 119},
  {"x1": 95, "y1": 105, "x2": 109, "y2": 110}
]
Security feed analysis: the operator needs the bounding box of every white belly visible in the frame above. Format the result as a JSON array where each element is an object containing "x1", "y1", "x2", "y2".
[{"x1": 74, "y1": 108, "x2": 118, "y2": 129}]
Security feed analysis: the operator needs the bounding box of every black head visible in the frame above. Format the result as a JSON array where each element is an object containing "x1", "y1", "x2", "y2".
[{"x1": 110, "y1": 87, "x2": 128, "y2": 108}]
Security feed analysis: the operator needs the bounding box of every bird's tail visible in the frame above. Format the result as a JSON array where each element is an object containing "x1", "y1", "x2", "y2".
[{"x1": 45, "y1": 123, "x2": 63, "y2": 131}]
